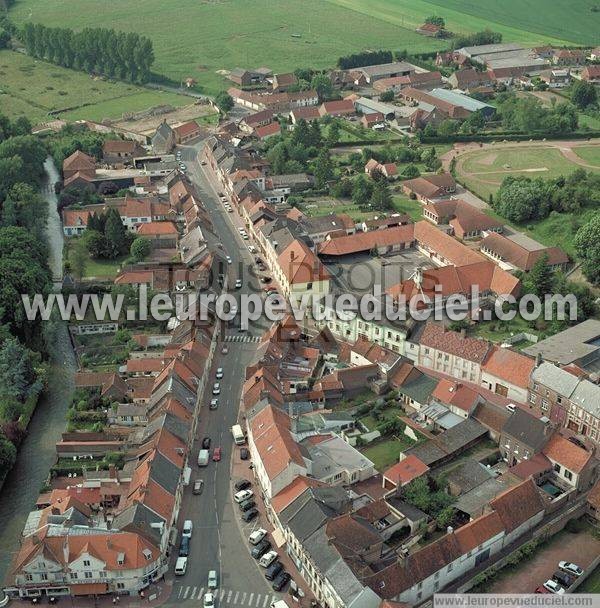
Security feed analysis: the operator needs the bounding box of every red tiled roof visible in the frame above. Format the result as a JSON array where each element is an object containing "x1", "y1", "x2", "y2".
[
  {"x1": 454, "y1": 511, "x2": 504, "y2": 553},
  {"x1": 137, "y1": 221, "x2": 178, "y2": 236},
  {"x1": 278, "y1": 239, "x2": 330, "y2": 284},
  {"x1": 290, "y1": 106, "x2": 321, "y2": 121},
  {"x1": 383, "y1": 455, "x2": 429, "y2": 486},
  {"x1": 542, "y1": 433, "x2": 592, "y2": 473},
  {"x1": 482, "y1": 346, "x2": 535, "y2": 389},
  {"x1": 270, "y1": 476, "x2": 327, "y2": 513},
  {"x1": 63, "y1": 150, "x2": 95, "y2": 171},
  {"x1": 255, "y1": 122, "x2": 281, "y2": 139},
  {"x1": 173, "y1": 120, "x2": 201, "y2": 138},
  {"x1": 418, "y1": 322, "x2": 491, "y2": 364},
  {"x1": 318, "y1": 224, "x2": 415, "y2": 256},
  {"x1": 432, "y1": 378, "x2": 480, "y2": 412},
  {"x1": 103, "y1": 140, "x2": 138, "y2": 154},
  {"x1": 480, "y1": 232, "x2": 569, "y2": 271},
  {"x1": 414, "y1": 221, "x2": 484, "y2": 266},
  {"x1": 488, "y1": 478, "x2": 545, "y2": 533},
  {"x1": 62, "y1": 208, "x2": 92, "y2": 227}
]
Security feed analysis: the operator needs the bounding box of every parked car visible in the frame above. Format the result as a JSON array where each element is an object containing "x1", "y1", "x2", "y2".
[
  {"x1": 559, "y1": 561, "x2": 583, "y2": 577},
  {"x1": 535, "y1": 586, "x2": 550, "y2": 594},
  {"x1": 261, "y1": 276, "x2": 272, "y2": 284},
  {"x1": 216, "y1": 367, "x2": 224, "y2": 379},
  {"x1": 259, "y1": 550, "x2": 278, "y2": 568},
  {"x1": 203, "y1": 592, "x2": 215, "y2": 608},
  {"x1": 210, "y1": 398, "x2": 219, "y2": 410},
  {"x1": 212, "y1": 383, "x2": 220, "y2": 395},
  {"x1": 193, "y1": 479, "x2": 204, "y2": 495},
  {"x1": 208, "y1": 570, "x2": 218, "y2": 589},
  {"x1": 543, "y1": 580, "x2": 565, "y2": 594},
  {"x1": 241, "y1": 508, "x2": 258, "y2": 522},
  {"x1": 226, "y1": 255, "x2": 232, "y2": 264},
  {"x1": 213, "y1": 447, "x2": 222, "y2": 461},
  {"x1": 234, "y1": 479, "x2": 251, "y2": 491},
  {"x1": 179, "y1": 536, "x2": 190, "y2": 557},
  {"x1": 552, "y1": 570, "x2": 575, "y2": 588},
  {"x1": 248, "y1": 529, "x2": 267, "y2": 545},
  {"x1": 202, "y1": 437, "x2": 211, "y2": 449},
  {"x1": 272, "y1": 571, "x2": 291, "y2": 591},
  {"x1": 235, "y1": 279, "x2": 242, "y2": 289},
  {"x1": 234, "y1": 489, "x2": 254, "y2": 503},
  {"x1": 239, "y1": 499, "x2": 256, "y2": 513},
  {"x1": 264, "y1": 561, "x2": 283, "y2": 581},
  {"x1": 240, "y1": 447, "x2": 250, "y2": 460},
  {"x1": 251, "y1": 539, "x2": 271, "y2": 559},
  {"x1": 182, "y1": 520, "x2": 193, "y2": 538},
  {"x1": 174, "y1": 557, "x2": 188, "y2": 576}
]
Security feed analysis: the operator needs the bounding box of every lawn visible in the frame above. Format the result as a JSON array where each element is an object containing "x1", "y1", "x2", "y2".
[
  {"x1": 580, "y1": 564, "x2": 600, "y2": 593},
  {"x1": 8, "y1": 0, "x2": 447, "y2": 97},
  {"x1": 361, "y1": 436, "x2": 417, "y2": 471},
  {"x1": 327, "y1": 0, "x2": 596, "y2": 46},
  {"x1": 66, "y1": 243, "x2": 127, "y2": 280},
  {"x1": 391, "y1": 195, "x2": 423, "y2": 221},
  {"x1": 572, "y1": 145, "x2": 600, "y2": 167},
  {"x1": 459, "y1": 146, "x2": 587, "y2": 201},
  {"x1": 0, "y1": 50, "x2": 189, "y2": 123}
]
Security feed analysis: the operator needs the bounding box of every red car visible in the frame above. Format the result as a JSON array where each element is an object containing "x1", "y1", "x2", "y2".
[
  {"x1": 213, "y1": 447, "x2": 222, "y2": 462},
  {"x1": 535, "y1": 586, "x2": 550, "y2": 594}
]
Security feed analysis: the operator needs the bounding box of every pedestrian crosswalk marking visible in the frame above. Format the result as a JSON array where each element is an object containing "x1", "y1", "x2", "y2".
[
  {"x1": 223, "y1": 334, "x2": 261, "y2": 343},
  {"x1": 175, "y1": 586, "x2": 282, "y2": 605}
]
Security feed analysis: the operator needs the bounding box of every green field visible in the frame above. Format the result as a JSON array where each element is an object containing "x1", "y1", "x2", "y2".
[
  {"x1": 8, "y1": 0, "x2": 447, "y2": 95},
  {"x1": 0, "y1": 50, "x2": 189, "y2": 123},
  {"x1": 327, "y1": 0, "x2": 598, "y2": 46},
  {"x1": 459, "y1": 146, "x2": 600, "y2": 201},
  {"x1": 573, "y1": 145, "x2": 600, "y2": 166}
]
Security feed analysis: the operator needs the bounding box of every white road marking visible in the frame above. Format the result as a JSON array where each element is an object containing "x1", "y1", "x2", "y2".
[
  {"x1": 234, "y1": 591, "x2": 240, "y2": 604},
  {"x1": 198, "y1": 587, "x2": 205, "y2": 600},
  {"x1": 178, "y1": 587, "x2": 183, "y2": 599},
  {"x1": 242, "y1": 592, "x2": 247, "y2": 604},
  {"x1": 249, "y1": 593, "x2": 254, "y2": 605},
  {"x1": 182, "y1": 586, "x2": 190, "y2": 600},
  {"x1": 262, "y1": 595, "x2": 269, "y2": 608},
  {"x1": 227, "y1": 590, "x2": 233, "y2": 603}
]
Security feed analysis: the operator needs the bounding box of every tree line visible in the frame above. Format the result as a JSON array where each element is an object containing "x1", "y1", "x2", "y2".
[
  {"x1": 20, "y1": 23, "x2": 155, "y2": 83},
  {"x1": 337, "y1": 49, "x2": 393, "y2": 70},
  {"x1": 0, "y1": 113, "x2": 52, "y2": 484}
]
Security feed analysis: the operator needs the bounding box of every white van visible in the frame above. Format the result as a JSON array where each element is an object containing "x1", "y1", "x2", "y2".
[
  {"x1": 175, "y1": 556, "x2": 188, "y2": 575},
  {"x1": 259, "y1": 550, "x2": 278, "y2": 568},
  {"x1": 182, "y1": 520, "x2": 193, "y2": 538},
  {"x1": 198, "y1": 449, "x2": 210, "y2": 466}
]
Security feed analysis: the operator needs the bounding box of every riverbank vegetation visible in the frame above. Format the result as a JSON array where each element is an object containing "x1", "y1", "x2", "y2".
[{"x1": 0, "y1": 112, "x2": 53, "y2": 485}]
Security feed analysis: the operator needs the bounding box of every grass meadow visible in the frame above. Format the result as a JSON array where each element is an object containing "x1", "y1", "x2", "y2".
[{"x1": 0, "y1": 50, "x2": 189, "y2": 123}]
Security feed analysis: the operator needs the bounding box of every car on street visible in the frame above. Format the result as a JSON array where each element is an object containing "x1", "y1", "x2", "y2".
[
  {"x1": 210, "y1": 398, "x2": 219, "y2": 410},
  {"x1": 241, "y1": 508, "x2": 258, "y2": 522},
  {"x1": 179, "y1": 536, "x2": 190, "y2": 557},
  {"x1": 242, "y1": 233, "x2": 249, "y2": 240},
  {"x1": 212, "y1": 382, "x2": 220, "y2": 395},
  {"x1": 264, "y1": 561, "x2": 283, "y2": 581},
  {"x1": 559, "y1": 562, "x2": 583, "y2": 577},
  {"x1": 201, "y1": 160, "x2": 207, "y2": 166},
  {"x1": 202, "y1": 436, "x2": 211, "y2": 449},
  {"x1": 208, "y1": 570, "x2": 218, "y2": 589},
  {"x1": 182, "y1": 520, "x2": 193, "y2": 538},
  {"x1": 235, "y1": 279, "x2": 242, "y2": 289},
  {"x1": 213, "y1": 447, "x2": 222, "y2": 461},
  {"x1": 175, "y1": 557, "x2": 188, "y2": 576},
  {"x1": 248, "y1": 245, "x2": 256, "y2": 253},
  {"x1": 227, "y1": 207, "x2": 234, "y2": 213},
  {"x1": 535, "y1": 586, "x2": 550, "y2": 594},
  {"x1": 248, "y1": 529, "x2": 267, "y2": 545},
  {"x1": 251, "y1": 539, "x2": 271, "y2": 559},
  {"x1": 193, "y1": 479, "x2": 204, "y2": 495},
  {"x1": 222, "y1": 345, "x2": 229, "y2": 355},
  {"x1": 543, "y1": 580, "x2": 565, "y2": 594},
  {"x1": 234, "y1": 479, "x2": 251, "y2": 491},
  {"x1": 234, "y1": 489, "x2": 254, "y2": 503},
  {"x1": 216, "y1": 367, "x2": 224, "y2": 379},
  {"x1": 239, "y1": 499, "x2": 256, "y2": 512},
  {"x1": 226, "y1": 255, "x2": 232, "y2": 264},
  {"x1": 271, "y1": 571, "x2": 291, "y2": 591},
  {"x1": 259, "y1": 550, "x2": 278, "y2": 568},
  {"x1": 240, "y1": 447, "x2": 250, "y2": 460},
  {"x1": 261, "y1": 276, "x2": 272, "y2": 284},
  {"x1": 203, "y1": 592, "x2": 215, "y2": 608}
]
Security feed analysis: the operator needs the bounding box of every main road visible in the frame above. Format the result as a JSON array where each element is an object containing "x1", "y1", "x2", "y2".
[{"x1": 164, "y1": 142, "x2": 276, "y2": 607}]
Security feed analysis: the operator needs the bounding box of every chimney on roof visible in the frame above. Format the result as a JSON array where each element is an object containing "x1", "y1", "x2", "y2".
[
  {"x1": 414, "y1": 267, "x2": 423, "y2": 288},
  {"x1": 535, "y1": 353, "x2": 542, "y2": 367},
  {"x1": 109, "y1": 465, "x2": 117, "y2": 479}
]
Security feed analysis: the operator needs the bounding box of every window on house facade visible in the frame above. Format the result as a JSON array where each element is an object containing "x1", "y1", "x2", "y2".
[
  {"x1": 541, "y1": 400, "x2": 549, "y2": 411},
  {"x1": 554, "y1": 463, "x2": 561, "y2": 473},
  {"x1": 564, "y1": 469, "x2": 573, "y2": 481},
  {"x1": 83, "y1": 560, "x2": 90, "y2": 567},
  {"x1": 84, "y1": 572, "x2": 93, "y2": 579},
  {"x1": 529, "y1": 394, "x2": 536, "y2": 404},
  {"x1": 70, "y1": 573, "x2": 78, "y2": 580},
  {"x1": 40, "y1": 574, "x2": 48, "y2": 581}
]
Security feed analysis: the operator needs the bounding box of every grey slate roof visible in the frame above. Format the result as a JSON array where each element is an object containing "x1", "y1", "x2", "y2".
[
  {"x1": 446, "y1": 459, "x2": 495, "y2": 494},
  {"x1": 113, "y1": 502, "x2": 165, "y2": 546},
  {"x1": 502, "y1": 408, "x2": 550, "y2": 452},
  {"x1": 143, "y1": 412, "x2": 190, "y2": 444},
  {"x1": 397, "y1": 371, "x2": 438, "y2": 405},
  {"x1": 570, "y1": 380, "x2": 600, "y2": 417},
  {"x1": 149, "y1": 451, "x2": 181, "y2": 495},
  {"x1": 531, "y1": 362, "x2": 580, "y2": 397},
  {"x1": 437, "y1": 418, "x2": 487, "y2": 453}
]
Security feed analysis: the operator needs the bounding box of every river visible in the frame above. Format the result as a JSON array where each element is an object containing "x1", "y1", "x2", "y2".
[{"x1": 0, "y1": 158, "x2": 77, "y2": 583}]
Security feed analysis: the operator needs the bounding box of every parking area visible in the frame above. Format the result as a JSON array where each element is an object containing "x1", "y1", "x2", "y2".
[
  {"x1": 324, "y1": 249, "x2": 433, "y2": 295},
  {"x1": 488, "y1": 527, "x2": 600, "y2": 593}
]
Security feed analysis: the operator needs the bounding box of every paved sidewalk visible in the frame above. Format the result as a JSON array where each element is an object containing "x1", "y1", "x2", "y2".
[{"x1": 231, "y1": 451, "x2": 317, "y2": 607}]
